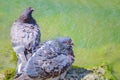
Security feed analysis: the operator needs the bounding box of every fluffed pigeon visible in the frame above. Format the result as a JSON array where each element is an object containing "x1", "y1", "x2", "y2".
[
  {"x1": 10, "y1": 7, "x2": 41, "y2": 77},
  {"x1": 17, "y1": 37, "x2": 74, "y2": 80}
]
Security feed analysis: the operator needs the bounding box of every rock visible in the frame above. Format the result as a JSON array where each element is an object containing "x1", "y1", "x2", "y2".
[
  {"x1": 63, "y1": 65, "x2": 110, "y2": 80},
  {"x1": 0, "y1": 74, "x2": 5, "y2": 80}
]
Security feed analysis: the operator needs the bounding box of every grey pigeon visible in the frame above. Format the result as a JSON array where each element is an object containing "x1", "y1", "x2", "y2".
[
  {"x1": 10, "y1": 7, "x2": 41, "y2": 77},
  {"x1": 17, "y1": 37, "x2": 74, "y2": 80}
]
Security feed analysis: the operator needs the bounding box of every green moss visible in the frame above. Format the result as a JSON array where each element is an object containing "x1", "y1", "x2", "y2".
[
  {"x1": 0, "y1": 68, "x2": 15, "y2": 80},
  {"x1": 92, "y1": 64, "x2": 116, "y2": 80}
]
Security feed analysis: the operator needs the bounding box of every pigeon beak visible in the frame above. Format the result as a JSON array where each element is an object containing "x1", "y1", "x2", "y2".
[{"x1": 31, "y1": 8, "x2": 34, "y2": 11}]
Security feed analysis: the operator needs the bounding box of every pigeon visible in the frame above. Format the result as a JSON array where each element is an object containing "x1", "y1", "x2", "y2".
[
  {"x1": 10, "y1": 7, "x2": 41, "y2": 77},
  {"x1": 17, "y1": 37, "x2": 74, "y2": 80}
]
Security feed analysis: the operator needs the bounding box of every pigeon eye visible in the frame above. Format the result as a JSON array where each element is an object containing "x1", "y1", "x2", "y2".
[
  {"x1": 63, "y1": 41, "x2": 68, "y2": 44},
  {"x1": 66, "y1": 41, "x2": 70, "y2": 44}
]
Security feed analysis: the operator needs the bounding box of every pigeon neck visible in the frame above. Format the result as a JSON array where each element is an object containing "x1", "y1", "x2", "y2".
[{"x1": 17, "y1": 15, "x2": 36, "y2": 24}]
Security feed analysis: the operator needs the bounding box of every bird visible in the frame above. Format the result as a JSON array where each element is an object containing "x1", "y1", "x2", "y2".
[
  {"x1": 16, "y1": 37, "x2": 74, "y2": 80},
  {"x1": 10, "y1": 7, "x2": 41, "y2": 78}
]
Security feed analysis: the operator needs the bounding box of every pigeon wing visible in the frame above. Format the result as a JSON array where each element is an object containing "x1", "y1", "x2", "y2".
[{"x1": 10, "y1": 22, "x2": 40, "y2": 52}]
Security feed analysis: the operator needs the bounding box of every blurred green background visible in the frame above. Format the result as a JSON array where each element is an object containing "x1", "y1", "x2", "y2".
[{"x1": 0, "y1": 0, "x2": 120, "y2": 80}]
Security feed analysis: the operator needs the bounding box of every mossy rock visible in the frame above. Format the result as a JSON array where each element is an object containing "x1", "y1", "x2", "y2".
[
  {"x1": 0, "y1": 65, "x2": 115, "y2": 80},
  {"x1": 64, "y1": 65, "x2": 116, "y2": 80}
]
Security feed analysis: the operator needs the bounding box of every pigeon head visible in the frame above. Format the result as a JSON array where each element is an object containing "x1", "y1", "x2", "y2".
[
  {"x1": 22, "y1": 7, "x2": 34, "y2": 16},
  {"x1": 56, "y1": 37, "x2": 73, "y2": 49},
  {"x1": 18, "y1": 7, "x2": 35, "y2": 23}
]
